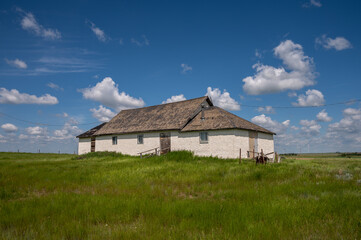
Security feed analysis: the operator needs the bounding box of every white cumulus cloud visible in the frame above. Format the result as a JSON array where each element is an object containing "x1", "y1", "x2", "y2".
[
  {"x1": 242, "y1": 40, "x2": 315, "y2": 95},
  {"x1": 17, "y1": 8, "x2": 61, "y2": 40},
  {"x1": 162, "y1": 94, "x2": 187, "y2": 104},
  {"x1": 87, "y1": 20, "x2": 107, "y2": 42},
  {"x1": 206, "y1": 87, "x2": 240, "y2": 111},
  {"x1": 303, "y1": 0, "x2": 322, "y2": 7},
  {"x1": 0, "y1": 88, "x2": 58, "y2": 105},
  {"x1": 26, "y1": 126, "x2": 47, "y2": 135},
  {"x1": 5, "y1": 58, "x2": 27, "y2": 69},
  {"x1": 80, "y1": 77, "x2": 145, "y2": 112},
  {"x1": 257, "y1": 106, "x2": 275, "y2": 114},
  {"x1": 54, "y1": 120, "x2": 82, "y2": 140},
  {"x1": 316, "y1": 109, "x2": 332, "y2": 122},
  {"x1": 47, "y1": 82, "x2": 63, "y2": 91},
  {"x1": 251, "y1": 114, "x2": 289, "y2": 134},
  {"x1": 181, "y1": 63, "x2": 192, "y2": 74},
  {"x1": 300, "y1": 120, "x2": 321, "y2": 136},
  {"x1": 1, "y1": 123, "x2": 18, "y2": 133},
  {"x1": 316, "y1": 35, "x2": 352, "y2": 51},
  {"x1": 90, "y1": 105, "x2": 116, "y2": 122},
  {"x1": 293, "y1": 89, "x2": 325, "y2": 107}
]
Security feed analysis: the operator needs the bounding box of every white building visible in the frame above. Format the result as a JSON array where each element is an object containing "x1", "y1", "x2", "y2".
[{"x1": 77, "y1": 96, "x2": 275, "y2": 158}]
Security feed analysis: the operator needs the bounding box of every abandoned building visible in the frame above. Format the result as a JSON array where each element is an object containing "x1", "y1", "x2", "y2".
[{"x1": 77, "y1": 96, "x2": 275, "y2": 158}]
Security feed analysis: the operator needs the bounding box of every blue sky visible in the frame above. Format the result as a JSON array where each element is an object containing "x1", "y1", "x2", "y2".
[{"x1": 0, "y1": 0, "x2": 360, "y2": 153}]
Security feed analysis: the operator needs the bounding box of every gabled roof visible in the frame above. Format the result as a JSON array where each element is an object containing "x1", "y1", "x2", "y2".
[
  {"x1": 76, "y1": 122, "x2": 107, "y2": 138},
  {"x1": 78, "y1": 96, "x2": 275, "y2": 137},
  {"x1": 94, "y1": 96, "x2": 212, "y2": 135},
  {"x1": 181, "y1": 106, "x2": 275, "y2": 134}
]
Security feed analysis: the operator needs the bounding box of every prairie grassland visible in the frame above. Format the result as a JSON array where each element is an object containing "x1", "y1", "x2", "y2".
[{"x1": 0, "y1": 151, "x2": 360, "y2": 239}]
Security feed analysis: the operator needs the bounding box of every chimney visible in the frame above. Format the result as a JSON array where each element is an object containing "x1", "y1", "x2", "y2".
[{"x1": 201, "y1": 104, "x2": 205, "y2": 121}]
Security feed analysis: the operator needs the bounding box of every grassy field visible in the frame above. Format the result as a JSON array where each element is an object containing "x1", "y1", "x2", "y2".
[{"x1": 0, "y1": 151, "x2": 360, "y2": 239}]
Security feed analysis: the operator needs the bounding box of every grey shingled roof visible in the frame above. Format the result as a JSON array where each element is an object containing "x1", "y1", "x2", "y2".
[
  {"x1": 181, "y1": 106, "x2": 275, "y2": 134},
  {"x1": 76, "y1": 122, "x2": 107, "y2": 138},
  {"x1": 94, "y1": 96, "x2": 212, "y2": 135},
  {"x1": 78, "y1": 96, "x2": 275, "y2": 136}
]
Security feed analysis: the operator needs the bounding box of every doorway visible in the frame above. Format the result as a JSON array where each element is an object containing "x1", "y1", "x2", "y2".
[
  {"x1": 249, "y1": 131, "x2": 258, "y2": 158},
  {"x1": 91, "y1": 137, "x2": 95, "y2": 152},
  {"x1": 160, "y1": 133, "x2": 171, "y2": 154}
]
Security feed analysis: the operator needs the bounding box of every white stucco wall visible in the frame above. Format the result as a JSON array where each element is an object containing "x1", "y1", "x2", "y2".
[
  {"x1": 95, "y1": 132, "x2": 161, "y2": 155},
  {"x1": 172, "y1": 129, "x2": 249, "y2": 158},
  {"x1": 257, "y1": 132, "x2": 274, "y2": 157},
  {"x1": 78, "y1": 129, "x2": 274, "y2": 159},
  {"x1": 78, "y1": 138, "x2": 91, "y2": 155}
]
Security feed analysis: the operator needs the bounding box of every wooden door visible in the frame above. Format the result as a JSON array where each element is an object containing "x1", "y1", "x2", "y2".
[
  {"x1": 160, "y1": 133, "x2": 171, "y2": 154},
  {"x1": 249, "y1": 131, "x2": 258, "y2": 158},
  {"x1": 91, "y1": 137, "x2": 95, "y2": 152}
]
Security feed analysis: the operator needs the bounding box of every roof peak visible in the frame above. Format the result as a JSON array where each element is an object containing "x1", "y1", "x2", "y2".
[{"x1": 121, "y1": 96, "x2": 210, "y2": 111}]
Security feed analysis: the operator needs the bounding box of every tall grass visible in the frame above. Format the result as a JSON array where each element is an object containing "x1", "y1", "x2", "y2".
[{"x1": 0, "y1": 151, "x2": 360, "y2": 239}]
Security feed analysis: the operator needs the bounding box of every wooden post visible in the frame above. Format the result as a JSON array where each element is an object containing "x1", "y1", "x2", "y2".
[
  {"x1": 261, "y1": 149, "x2": 264, "y2": 164},
  {"x1": 275, "y1": 152, "x2": 278, "y2": 163},
  {"x1": 140, "y1": 153, "x2": 142, "y2": 159},
  {"x1": 253, "y1": 148, "x2": 255, "y2": 160},
  {"x1": 239, "y1": 148, "x2": 242, "y2": 164}
]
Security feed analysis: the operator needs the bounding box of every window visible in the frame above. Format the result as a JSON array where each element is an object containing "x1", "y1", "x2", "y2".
[
  {"x1": 199, "y1": 132, "x2": 208, "y2": 143},
  {"x1": 112, "y1": 136, "x2": 117, "y2": 145},
  {"x1": 137, "y1": 134, "x2": 144, "y2": 144}
]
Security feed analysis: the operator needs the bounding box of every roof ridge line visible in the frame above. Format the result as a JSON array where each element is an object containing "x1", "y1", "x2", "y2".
[{"x1": 121, "y1": 96, "x2": 208, "y2": 112}]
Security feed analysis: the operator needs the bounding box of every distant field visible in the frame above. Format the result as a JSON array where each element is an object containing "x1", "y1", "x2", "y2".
[{"x1": 0, "y1": 151, "x2": 360, "y2": 239}]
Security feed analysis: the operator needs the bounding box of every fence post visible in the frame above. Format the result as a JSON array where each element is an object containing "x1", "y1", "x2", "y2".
[
  {"x1": 140, "y1": 153, "x2": 142, "y2": 159},
  {"x1": 261, "y1": 149, "x2": 264, "y2": 164},
  {"x1": 239, "y1": 148, "x2": 242, "y2": 164},
  {"x1": 253, "y1": 148, "x2": 255, "y2": 160},
  {"x1": 275, "y1": 152, "x2": 278, "y2": 163}
]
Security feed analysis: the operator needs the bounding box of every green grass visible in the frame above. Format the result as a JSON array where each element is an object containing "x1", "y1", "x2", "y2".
[{"x1": 0, "y1": 151, "x2": 360, "y2": 239}]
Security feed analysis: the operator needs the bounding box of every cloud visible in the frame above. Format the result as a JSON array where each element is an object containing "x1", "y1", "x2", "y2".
[
  {"x1": 162, "y1": 94, "x2": 186, "y2": 104},
  {"x1": 119, "y1": 38, "x2": 123, "y2": 45},
  {"x1": 293, "y1": 89, "x2": 325, "y2": 106},
  {"x1": 90, "y1": 105, "x2": 116, "y2": 122},
  {"x1": 16, "y1": 8, "x2": 61, "y2": 40},
  {"x1": 53, "y1": 119, "x2": 83, "y2": 140},
  {"x1": 0, "y1": 88, "x2": 58, "y2": 104},
  {"x1": 206, "y1": 87, "x2": 240, "y2": 111},
  {"x1": 303, "y1": 0, "x2": 322, "y2": 7},
  {"x1": 47, "y1": 82, "x2": 63, "y2": 91},
  {"x1": 181, "y1": 63, "x2": 192, "y2": 74},
  {"x1": 5, "y1": 58, "x2": 27, "y2": 69},
  {"x1": 251, "y1": 114, "x2": 289, "y2": 134},
  {"x1": 255, "y1": 49, "x2": 263, "y2": 59},
  {"x1": 56, "y1": 112, "x2": 69, "y2": 118},
  {"x1": 26, "y1": 126, "x2": 47, "y2": 135},
  {"x1": 80, "y1": 77, "x2": 145, "y2": 112},
  {"x1": 131, "y1": 35, "x2": 150, "y2": 47},
  {"x1": 316, "y1": 35, "x2": 352, "y2": 51},
  {"x1": 300, "y1": 120, "x2": 321, "y2": 136},
  {"x1": 1, "y1": 123, "x2": 18, "y2": 133},
  {"x1": 288, "y1": 92, "x2": 297, "y2": 97},
  {"x1": 35, "y1": 57, "x2": 101, "y2": 74},
  {"x1": 257, "y1": 106, "x2": 275, "y2": 114},
  {"x1": 87, "y1": 20, "x2": 107, "y2": 42},
  {"x1": 327, "y1": 107, "x2": 361, "y2": 144},
  {"x1": 316, "y1": 109, "x2": 332, "y2": 122},
  {"x1": 18, "y1": 134, "x2": 29, "y2": 140},
  {"x1": 242, "y1": 40, "x2": 315, "y2": 95}
]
